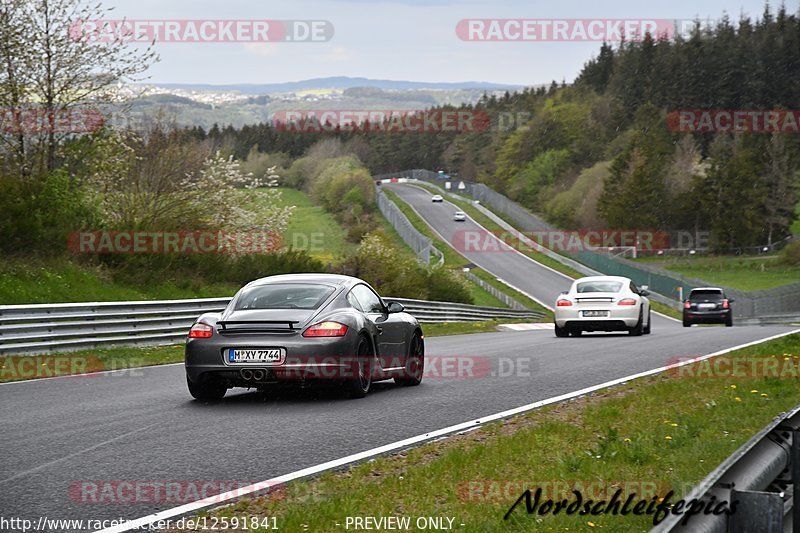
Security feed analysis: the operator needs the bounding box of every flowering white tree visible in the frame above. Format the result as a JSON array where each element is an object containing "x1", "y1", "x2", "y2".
[{"x1": 88, "y1": 136, "x2": 294, "y2": 250}]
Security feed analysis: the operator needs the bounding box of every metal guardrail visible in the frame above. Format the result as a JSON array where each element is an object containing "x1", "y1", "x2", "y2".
[
  {"x1": 376, "y1": 188, "x2": 444, "y2": 266},
  {"x1": 0, "y1": 297, "x2": 543, "y2": 355},
  {"x1": 654, "y1": 404, "x2": 800, "y2": 532}
]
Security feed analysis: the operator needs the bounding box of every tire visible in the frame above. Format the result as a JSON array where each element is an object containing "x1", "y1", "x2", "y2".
[
  {"x1": 629, "y1": 308, "x2": 644, "y2": 336},
  {"x1": 682, "y1": 317, "x2": 692, "y2": 328},
  {"x1": 643, "y1": 310, "x2": 652, "y2": 335},
  {"x1": 396, "y1": 331, "x2": 424, "y2": 387},
  {"x1": 555, "y1": 324, "x2": 569, "y2": 337},
  {"x1": 346, "y1": 336, "x2": 373, "y2": 398},
  {"x1": 725, "y1": 315, "x2": 733, "y2": 327},
  {"x1": 186, "y1": 375, "x2": 227, "y2": 401}
]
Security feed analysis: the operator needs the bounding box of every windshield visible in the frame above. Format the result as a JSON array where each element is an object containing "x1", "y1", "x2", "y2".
[
  {"x1": 576, "y1": 281, "x2": 623, "y2": 293},
  {"x1": 690, "y1": 290, "x2": 724, "y2": 301},
  {"x1": 234, "y1": 283, "x2": 335, "y2": 310}
]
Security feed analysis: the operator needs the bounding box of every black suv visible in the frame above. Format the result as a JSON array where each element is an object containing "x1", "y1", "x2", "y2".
[{"x1": 683, "y1": 288, "x2": 734, "y2": 327}]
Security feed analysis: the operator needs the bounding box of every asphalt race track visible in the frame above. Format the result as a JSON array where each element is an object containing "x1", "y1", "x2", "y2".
[
  {"x1": 0, "y1": 183, "x2": 795, "y2": 530},
  {"x1": 386, "y1": 182, "x2": 673, "y2": 323}
]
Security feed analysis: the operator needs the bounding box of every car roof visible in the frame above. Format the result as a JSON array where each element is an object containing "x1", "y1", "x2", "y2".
[
  {"x1": 573, "y1": 276, "x2": 631, "y2": 283},
  {"x1": 691, "y1": 287, "x2": 724, "y2": 291},
  {"x1": 246, "y1": 273, "x2": 360, "y2": 288}
]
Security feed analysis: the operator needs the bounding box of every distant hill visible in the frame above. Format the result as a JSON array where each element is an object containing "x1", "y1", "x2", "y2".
[{"x1": 146, "y1": 76, "x2": 525, "y2": 94}]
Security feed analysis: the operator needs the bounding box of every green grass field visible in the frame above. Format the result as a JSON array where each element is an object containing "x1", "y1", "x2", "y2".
[
  {"x1": 184, "y1": 333, "x2": 800, "y2": 532},
  {"x1": 638, "y1": 255, "x2": 800, "y2": 291},
  {"x1": 0, "y1": 257, "x2": 239, "y2": 304},
  {"x1": 245, "y1": 187, "x2": 353, "y2": 262}
]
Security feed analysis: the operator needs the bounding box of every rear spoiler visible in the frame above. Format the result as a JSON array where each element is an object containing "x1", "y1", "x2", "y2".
[{"x1": 217, "y1": 320, "x2": 300, "y2": 332}]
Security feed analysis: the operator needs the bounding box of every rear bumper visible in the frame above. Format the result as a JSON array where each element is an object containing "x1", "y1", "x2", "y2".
[
  {"x1": 555, "y1": 307, "x2": 640, "y2": 330},
  {"x1": 185, "y1": 332, "x2": 363, "y2": 384},
  {"x1": 684, "y1": 310, "x2": 731, "y2": 323}
]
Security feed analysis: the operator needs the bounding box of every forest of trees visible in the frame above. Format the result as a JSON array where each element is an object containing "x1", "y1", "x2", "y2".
[{"x1": 193, "y1": 4, "x2": 800, "y2": 250}]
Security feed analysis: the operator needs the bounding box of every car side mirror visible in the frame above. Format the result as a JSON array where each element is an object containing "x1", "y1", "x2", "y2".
[
  {"x1": 729, "y1": 298, "x2": 735, "y2": 303},
  {"x1": 640, "y1": 290, "x2": 650, "y2": 296},
  {"x1": 386, "y1": 301, "x2": 405, "y2": 314}
]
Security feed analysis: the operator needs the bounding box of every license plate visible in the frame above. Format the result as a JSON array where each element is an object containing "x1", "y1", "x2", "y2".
[
  {"x1": 582, "y1": 310, "x2": 609, "y2": 318},
  {"x1": 698, "y1": 303, "x2": 717, "y2": 309},
  {"x1": 228, "y1": 348, "x2": 285, "y2": 364}
]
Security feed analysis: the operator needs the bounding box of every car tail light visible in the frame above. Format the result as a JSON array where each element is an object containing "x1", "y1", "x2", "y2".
[
  {"x1": 556, "y1": 299, "x2": 572, "y2": 307},
  {"x1": 617, "y1": 298, "x2": 637, "y2": 306},
  {"x1": 722, "y1": 299, "x2": 729, "y2": 309},
  {"x1": 684, "y1": 301, "x2": 692, "y2": 309},
  {"x1": 188, "y1": 322, "x2": 213, "y2": 338},
  {"x1": 303, "y1": 321, "x2": 349, "y2": 337}
]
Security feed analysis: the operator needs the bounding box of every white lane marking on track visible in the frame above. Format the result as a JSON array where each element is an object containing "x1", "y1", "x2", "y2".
[{"x1": 97, "y1": 328, "x2": 800, "y2": 533}]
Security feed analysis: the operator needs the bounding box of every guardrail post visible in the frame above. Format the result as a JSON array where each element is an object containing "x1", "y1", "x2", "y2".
[
  {"x1": 794, "y1": 427, "x2": 800, "y2": 531},
  {"x1": 729, "y1": 488, "x2": 783, "y2": 532}
]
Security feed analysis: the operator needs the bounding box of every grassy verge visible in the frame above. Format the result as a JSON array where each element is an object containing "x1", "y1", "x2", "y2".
[
  {"x1": 383, "y1": 189, "x2": 466, "y2": 268},
  {"x1": 0, "y1": 187, "x2": 341, "y2": 305},
  {"x1": 0, "y1": 344, "x2": 185, "y2": 383},
  {"x1": 180, "y1": 332, "x2": 800, "y2": 532},
  {"x1": 375, "y1": 214, "x2": 506, "y2": 309},
  {"x1": 0, "y1": 257, "x2": 238, "y2": 304},
  {"x1": 635, "y1": 254, "x2": 800, "y2": 291},
  {"x1": 422, "y1": 318, "x2": 535, "y2": 337},
  {"x1": 0, "y1": 319, "x2": 541, "y2": 383},
  {"x1": 245, "y1": 187, "x2": 353, "y2": 263}
]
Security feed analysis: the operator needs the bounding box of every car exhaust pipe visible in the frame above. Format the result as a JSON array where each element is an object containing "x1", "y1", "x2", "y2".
[
  {"x1": 240, "y1": 369, "x2": 254, "y2": 381},
  {"x1": 252, "y1": 369, "x2": 266, "y2": 381}
]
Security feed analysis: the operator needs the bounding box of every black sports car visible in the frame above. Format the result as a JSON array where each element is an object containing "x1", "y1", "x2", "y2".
[
  {"x1": 185, "y1": 274, "x2": 424, "y2": 400},
  {"x1": 683, "y1": 287, "x2": 734, "y2": 327}
]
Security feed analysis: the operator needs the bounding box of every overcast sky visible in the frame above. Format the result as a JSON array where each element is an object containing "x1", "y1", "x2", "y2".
[{"x1": 104, "y1": 0, "x2": 794, "y2": 86}]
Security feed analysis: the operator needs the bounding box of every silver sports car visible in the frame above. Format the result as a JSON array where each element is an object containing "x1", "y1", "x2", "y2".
[{"x1": 185, "y1": 273, "x2": 424, "y2": 400}]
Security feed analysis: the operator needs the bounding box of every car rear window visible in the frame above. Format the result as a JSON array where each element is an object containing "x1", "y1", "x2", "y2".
[
  {"x1": 235, "y1": 283, "x2": 335, "y2": 310},
  {"x1": 690, "y1": 290, "x2": 724, "y2": 301},
  {"x1": 576, "y1": 281, "x2": 623, "y2": 293}
]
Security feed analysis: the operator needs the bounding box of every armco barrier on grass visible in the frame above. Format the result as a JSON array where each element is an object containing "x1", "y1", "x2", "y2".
[{"x1": 0, "y1": 297, "x2": 542, "y2": 355}]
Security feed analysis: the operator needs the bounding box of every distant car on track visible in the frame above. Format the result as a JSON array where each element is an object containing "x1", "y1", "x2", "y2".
[
  {"x1": 185, "y1": 274, "x2": 424, "y2": 400},
  {"x1": 431, "y1": 194, "x2": 444, "y2": 202},
  {"x1": 554, "y1": 276, "x2": 651, "y2": 337},
  {"x1": 683, "y1": 287, "x2": 734, "y2": 327},
  {"x1": 452, "y1": 211, "x2": 466, "y2": 222}
]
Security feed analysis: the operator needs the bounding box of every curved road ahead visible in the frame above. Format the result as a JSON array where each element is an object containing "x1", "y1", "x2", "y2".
[
  {"x1": 0, "y1": 184, "x2": 795, "y2": 531},
  {"x1": 387, "y1": 182, "x2": 674, "y2": 328}
]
